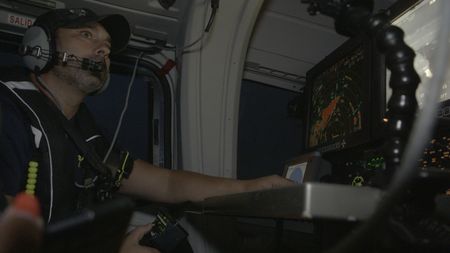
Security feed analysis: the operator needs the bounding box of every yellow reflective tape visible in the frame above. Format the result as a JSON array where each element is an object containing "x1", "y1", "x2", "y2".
[
  {"x1": 28, "y1": 161, "x2": 38, "y2": 167},
  {"x1": 28, "y1": 167, "x2": 38, "y2": 173},
  {"x1": 116, "y1": 152, "x2": 129, "y2": 185}
]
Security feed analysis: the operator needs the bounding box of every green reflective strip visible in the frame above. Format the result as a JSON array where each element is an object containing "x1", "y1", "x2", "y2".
[
  {"x1": 26, "y1": 184, "x2": 36, "y2": 190},
  {"x1": 28, "y1": 173, "x2": 37, "y2": 179},
  {"x1": 28, "y1": 161, "x2": 38, "y2": 167},
  {"x1": 27, "y1": 178, "x2": 37, "y2": 185},
  {"x1": 28, "y1": 167, "x2": 38, "y2": 173},
  {"x1": 115, "y1": 152, "x2": 130, "y2": 186}
]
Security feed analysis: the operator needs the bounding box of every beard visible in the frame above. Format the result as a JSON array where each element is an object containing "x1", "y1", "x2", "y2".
[{"x1": 52, "y1": 62, "x2": 108, "y2": 94}]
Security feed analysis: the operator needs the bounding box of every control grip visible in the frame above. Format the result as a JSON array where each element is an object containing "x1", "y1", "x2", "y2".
[{"x1": 139, "y1": 210, "x2": 188, "y2": 253}]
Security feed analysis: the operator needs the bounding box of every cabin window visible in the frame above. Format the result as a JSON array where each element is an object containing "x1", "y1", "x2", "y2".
[
  {"x1": 85, "y1": 58, "x2": 172, "y2": 168},
  {"x1": 237, "y1": 79, "x2": 304, "y2": 179}
]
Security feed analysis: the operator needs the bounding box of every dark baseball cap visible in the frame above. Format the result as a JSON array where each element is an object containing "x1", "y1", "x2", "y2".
[{"x1": 34, "y1": 8, "x2": 131, "y2": 53}]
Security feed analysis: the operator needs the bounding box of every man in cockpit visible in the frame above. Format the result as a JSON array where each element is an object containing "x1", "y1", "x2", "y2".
[{"x1": 0, "y1": 8, "x2": 293, "y2": 253}]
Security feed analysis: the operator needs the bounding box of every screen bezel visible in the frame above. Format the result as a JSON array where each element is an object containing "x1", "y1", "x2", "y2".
[{"x1": 386, "y1": 0, "x2": 422, "y2": 22}]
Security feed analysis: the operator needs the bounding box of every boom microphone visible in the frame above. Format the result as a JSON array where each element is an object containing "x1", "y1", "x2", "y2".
[
  {"x1": 80, "y1": 58, "x2": 104, "y2": 72},
  {"x1": 19, "y1": 44, "x2": 105, "y2": 73},
  {"x1": 58, "y1": 51, "x2": 105, "y2": 72}
]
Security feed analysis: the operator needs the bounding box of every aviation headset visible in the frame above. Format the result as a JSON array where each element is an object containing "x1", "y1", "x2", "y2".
[{"x1": 20, "y1": 8, "x2": 131, "y2": 94}]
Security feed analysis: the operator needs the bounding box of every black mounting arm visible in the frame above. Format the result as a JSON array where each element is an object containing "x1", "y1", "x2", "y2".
[{"x1": 302, "y1": 0, "x2": 373, "y2": 37}]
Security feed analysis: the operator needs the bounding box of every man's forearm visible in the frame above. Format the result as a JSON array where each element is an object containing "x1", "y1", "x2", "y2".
[
  {"x1": 119, "y1": 159, "x2": 294, "y2": 204},
  {"x1": 119, "y1": 159, "x2": 247, "y2": 203},
  {"x1": 166, "y1": 169, "x2": 247, "y2": 203}
]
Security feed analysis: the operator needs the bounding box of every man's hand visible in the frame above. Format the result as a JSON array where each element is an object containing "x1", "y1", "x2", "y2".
[
  {"x1": 244, "y1": 175, "x2": 295, "y2": 192},
  {"x1": 120, "y1": 224, "x2": 160, "y2": 253}
]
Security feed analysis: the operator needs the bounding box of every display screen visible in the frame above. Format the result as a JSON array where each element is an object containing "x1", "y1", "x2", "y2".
[
  {"x1": 308, "y1": 46, "x2": 364, "y2": 148},
  {"x1": 283, "y1": 151, "x2": 331, "y2": 183},
  {"x1": 387, "y1": 0, "x2": 450, "y2": 108},
  {"x1": 285, "y1": 162, "x2": 307, "y2": 184},
  {"x1": 305, "y1": 36, "x2": 374, "y2": 153}
]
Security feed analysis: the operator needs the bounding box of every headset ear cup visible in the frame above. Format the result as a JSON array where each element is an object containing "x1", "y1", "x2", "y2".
[{"x1": 21, "y1": 26, "x2": 52, "y2": 73}]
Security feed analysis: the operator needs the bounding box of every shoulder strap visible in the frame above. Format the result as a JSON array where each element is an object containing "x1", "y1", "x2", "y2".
[
  {"x1": 58, "y1": 114, "x2": 110, "y2": 175},
  {"x1": 56, "y1": 111, "x2": 118, "y2": 200}
]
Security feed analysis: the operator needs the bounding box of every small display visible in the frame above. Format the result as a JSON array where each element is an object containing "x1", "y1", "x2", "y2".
[
  {"x1": 285, "y1": 162, "x2": 308, "y2": 184},
  {"x1": 283, "y1": 152, "x2": 331, "y2": 184}
]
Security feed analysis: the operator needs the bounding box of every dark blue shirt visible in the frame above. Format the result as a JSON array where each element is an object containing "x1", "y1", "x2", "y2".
[
  {"x1": 0, "y1": 80, "x2": 134, "y2": 221},
  {"x1": 0, "y1": 90, "x2": 34, "y2": 195},
  {"x1": 0, "y1": 87, "x2": 90, "y2": 203}
]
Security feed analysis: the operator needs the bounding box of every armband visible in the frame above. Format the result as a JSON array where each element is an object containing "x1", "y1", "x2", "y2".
[{"x1": 104, "y1": 150, "x2": 134, "y2": 190}]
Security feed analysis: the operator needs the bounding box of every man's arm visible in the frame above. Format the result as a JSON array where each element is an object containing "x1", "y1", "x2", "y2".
[{"x1": 119, "y1": 159, "x2": 294, "y2": 203}]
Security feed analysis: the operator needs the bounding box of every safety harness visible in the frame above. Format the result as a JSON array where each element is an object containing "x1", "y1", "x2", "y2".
[{"x1": 0, "y1": 80, "x2": 133, "y2": 222}]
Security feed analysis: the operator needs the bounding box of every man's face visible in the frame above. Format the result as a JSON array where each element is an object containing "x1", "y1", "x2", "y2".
[{"x1": 53, "y1": 22, "x2": 111, "y2": 94}]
